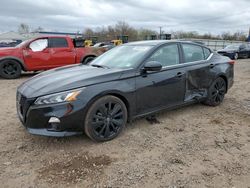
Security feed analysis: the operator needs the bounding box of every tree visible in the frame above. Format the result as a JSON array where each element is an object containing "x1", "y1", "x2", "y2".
[
  {"x1": 137, "y1": 29, "x2": 157, "y2": 40},
  {"x1": 114, "y1": 21, "x2": 138, "y2": 41},
  {"x1": 18, "y1": 23, "x2": 30, "y2": 34},
  {"x1": 33, "y1": 26, "x2": 44, "y2": 32},
  {"x1": 83, "y1": 28, "x2": 94, "y2": 38}
]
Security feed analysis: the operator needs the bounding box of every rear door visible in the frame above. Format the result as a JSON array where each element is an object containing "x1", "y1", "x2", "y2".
[
  {"x1": 135, "y1": 43, "x2": 186, "y2": 114},
  {"x1": 48, "y1": 37, "x2": 76, "y2": 67},
  {"x1": 180, "y1": 43, "x2": 213, "y2": 101}
]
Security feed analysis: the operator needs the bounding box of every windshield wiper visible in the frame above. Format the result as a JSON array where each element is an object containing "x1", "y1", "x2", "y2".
[{"x1": 91, "y1": 64, "x2": 110, "y2": 69}]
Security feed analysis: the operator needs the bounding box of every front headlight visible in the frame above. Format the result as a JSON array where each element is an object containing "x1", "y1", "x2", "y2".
[{"x1": 34, "y1": 88, "x2": 84, "y2": 105}]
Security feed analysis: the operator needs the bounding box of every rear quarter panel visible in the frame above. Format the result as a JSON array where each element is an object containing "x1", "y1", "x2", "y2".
[
  {"x1": 209, "y1": 53, "x2": 234, "y2": 91},
  {"x1": 75, "y1": 47, "x2": 104, "y2": 63}
]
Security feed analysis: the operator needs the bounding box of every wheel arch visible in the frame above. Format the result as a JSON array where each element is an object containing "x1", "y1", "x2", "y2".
[
  {"x1": 84, "y1": 91, "x2": 131, "y2": 122},
  {"x1": 0, "y1": 56, "x2": 26, "y2": 71},
  {"x1": 81, "y1": 54, "x2": 97, "y2": 64},
  {"x1": 217, "y1": 74, "x2": 228, "y2": 93}
]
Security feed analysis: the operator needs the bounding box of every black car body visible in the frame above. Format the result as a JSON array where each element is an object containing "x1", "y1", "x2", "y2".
[
  {"x1": 17, "y1": 40, "x2": 234, "y2": 141},
  {"x1": 217, "y1": 43, "x2": 250, "y2": 60}
]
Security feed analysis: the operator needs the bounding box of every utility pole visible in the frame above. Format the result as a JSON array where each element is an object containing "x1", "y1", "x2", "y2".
[
  {"x1": 159, "y1": 26, "x2": 162, "y2": 36},
  {"x1": 159, "y1": 26, "x2": 164, "y2": 39}
]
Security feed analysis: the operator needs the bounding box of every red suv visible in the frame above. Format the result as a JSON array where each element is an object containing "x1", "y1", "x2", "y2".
[{"x1": 0, "y1": 36, "x2": 104, "y2": 79}]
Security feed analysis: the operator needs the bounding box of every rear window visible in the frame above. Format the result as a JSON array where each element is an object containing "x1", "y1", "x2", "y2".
[
  {"x1": 49, "y1": 38, "x2": 68, "y2": 48},
  {"x1": 182, "y1": 44, "x2": 205, "y2": 62},
  {"x1": 203, "y1": 48, "x2": 211, "y2": 59}
]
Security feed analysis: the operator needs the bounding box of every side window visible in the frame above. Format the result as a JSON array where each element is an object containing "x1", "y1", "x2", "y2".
[
  {"x1": 182, "y1": 44, "x2": 205, "y2": 62},
  {"x1": 29, "y1": 39, "x2": 48, "y2": 52},
  {"x1": 49, "y1": 38, "x2": 68, "y2": 48},
  {"x1": 148, "y1": 44, "x2": 179, "y2": 67},
  {"x1": 203, "y1": 48, "x2": 211, "y2": 59}
]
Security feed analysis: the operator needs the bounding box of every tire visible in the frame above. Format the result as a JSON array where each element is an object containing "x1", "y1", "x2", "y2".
[
  {"x1": 233, "y1": 53, "x2": 238, "y2": 60},
  {"x1": 82, "y1": 56, "x2": 95, "y2": 64},
  {"x1": 84, "y1": 95, "x2": 127, "y2": 142},
  {"x1": 203, "y1": 77, "x2": 227, "y2": 106},
  {"x1": 0, "y1": 59, "x2": 21, "y2": 79}
]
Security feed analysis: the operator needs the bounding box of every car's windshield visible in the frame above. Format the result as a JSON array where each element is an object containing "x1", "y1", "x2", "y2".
[
  {"x1": 225, "y1": 44, "x2": 240, "y2": 50},
  {"x1": 16, "y1": 40, "x2": 31, "y2": 48},
  {"x1": 89, "y1": 45, "x2": 153, "y2": 69}
]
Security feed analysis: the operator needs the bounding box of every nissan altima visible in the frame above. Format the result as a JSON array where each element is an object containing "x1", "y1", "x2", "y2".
[{"x1": 17, "y1": 40, "x2": 234, "y2": 142}]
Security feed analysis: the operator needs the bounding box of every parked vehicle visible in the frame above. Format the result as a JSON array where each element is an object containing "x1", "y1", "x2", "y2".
[
  {"x1": 0, "y1": 39, "x2": 22, "y2": 48},
  {"x1": 217, "y1": 43, "x2": 250, "y2": 60},
  {"x1": 94, "y1": 42, "x2": 115, "y2": 50},
  {"x1": 0, "y1": 36, "x2": 104, "y2": 79},
  {"x1": 111, "y1": 35, "x2": 129, "y2": 46},
  {"x1": 17, "y1": 40, "x2": 234, "y2": 142}
]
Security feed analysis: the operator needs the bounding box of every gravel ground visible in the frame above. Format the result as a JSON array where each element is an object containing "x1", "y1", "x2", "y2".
[{"x1": 0, "y1": 59, "x2": 249, "y2": 188}]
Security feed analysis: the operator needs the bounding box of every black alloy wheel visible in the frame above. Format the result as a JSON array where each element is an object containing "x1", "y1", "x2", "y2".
[
  {"x1": 0, "y1": 60, "x2": 21, "y2": 79},
  {"x1": 203, "y1": 77, "x2": 227, "y2": 106},
  {"x1": 84, "y1": 95, "x2": 127, "y2": 142}
]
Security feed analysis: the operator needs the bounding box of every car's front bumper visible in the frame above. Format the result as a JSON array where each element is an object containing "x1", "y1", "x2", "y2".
[
  {"x1": 17, "y1": 93, "x2": 86, "y2": 137},
  {"x1": 27, "y1": 128, "x2": 82, "y2": 137}
]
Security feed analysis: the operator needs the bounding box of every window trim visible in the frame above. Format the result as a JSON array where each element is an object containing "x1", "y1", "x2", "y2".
[
  {"x1": 136, "y1": 42, "x2": 213, "y2": 73},
  {"x1": 160, "y1": 52, "x2": 213, "y2": 70}
]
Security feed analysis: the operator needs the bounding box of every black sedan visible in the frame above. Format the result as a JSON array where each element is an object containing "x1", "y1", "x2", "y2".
[
  {"x1": 17, "y1": 40, "x2": 234, "y2": 142},
  {"x1": 217, "y1": 43, "x2": 250, "y2": 60}
]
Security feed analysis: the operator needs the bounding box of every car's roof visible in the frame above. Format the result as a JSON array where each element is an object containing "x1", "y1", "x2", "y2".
[
  {"x1": 125, "y1": 40, "x2": 206, "y2": 47},
  {"x1": 125, "y1": 40, "x2": 172, "y2": 46}
]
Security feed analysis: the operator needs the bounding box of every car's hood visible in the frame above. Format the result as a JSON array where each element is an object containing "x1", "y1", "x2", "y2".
[
  {"x1": 0, "y1": 47, "x2": 18, "y2": 55},
  {"x1": 0, "y1": 47, "x2": 16, "y2": 50},
  {"x1": 217, "y1": 48, "x2": 237, "y2": 53},
  {"x1": 18, "y1": 64, "x2": 128, "y2": 98}
]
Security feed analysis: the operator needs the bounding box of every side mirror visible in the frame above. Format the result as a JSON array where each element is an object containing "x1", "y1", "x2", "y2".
[{"x1": 143, "y1": 61, "x2": 162, "y2": 72}]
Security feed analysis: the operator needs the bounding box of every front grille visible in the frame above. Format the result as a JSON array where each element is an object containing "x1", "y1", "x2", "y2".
[{"x1": 16, "y1": 92, "x2": 34, "y2": 123}]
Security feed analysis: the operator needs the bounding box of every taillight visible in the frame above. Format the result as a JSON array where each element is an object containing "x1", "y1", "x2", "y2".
[{"x1": 228, "y1": 60, "x2": 235, "y2": 65}]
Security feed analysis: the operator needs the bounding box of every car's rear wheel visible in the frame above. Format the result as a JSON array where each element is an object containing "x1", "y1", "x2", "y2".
[
  {"x1": 84, "y1": 95, "x2": 127, "y2": 142},
  {"x1": 203, "y1": 77, "x2": 227, "y2": 106},
  {"x1": 82, "y1": 56, "x2": 95, "y2": 64},
  {"x1": 0, "y1": 60, "x2": 21, "y2": 79}
]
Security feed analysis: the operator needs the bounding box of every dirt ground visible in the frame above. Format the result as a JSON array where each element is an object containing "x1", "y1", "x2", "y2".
[{"x1": 0, "y1": 59, "x2": 249, "y2": 188}]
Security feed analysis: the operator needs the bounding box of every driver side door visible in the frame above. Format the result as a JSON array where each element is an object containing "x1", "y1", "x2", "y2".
[{"x1": 23, "y1": 38, "x2": 51, "y2": 70}]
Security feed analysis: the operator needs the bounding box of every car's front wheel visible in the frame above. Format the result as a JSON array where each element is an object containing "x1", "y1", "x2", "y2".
[
  {"x1": 203, "y1": 77, "x2": 227, "y2": 106},
  {"x1": 84, "y1": 95, "x2": 127, "y2": 142},
  {"x1": 0, "y1": 60, "x2": 21, "y2": 79},
  {"x1": 234, "y1": 52, "x2": 238, "y2": 60}
]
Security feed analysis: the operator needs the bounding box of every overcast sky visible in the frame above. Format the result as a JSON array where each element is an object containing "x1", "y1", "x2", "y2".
[{"x1": 0, "y1": 0, "x2": 250, "y2": 35}]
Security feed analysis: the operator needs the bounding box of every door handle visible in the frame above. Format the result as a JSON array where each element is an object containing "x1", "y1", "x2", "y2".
[
  {"x1": 210, "y1": 64, "x2": 215, "y2": 68},
  {"x1": 176, "y1": 72, "x2": 184, "y2": 78}
]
